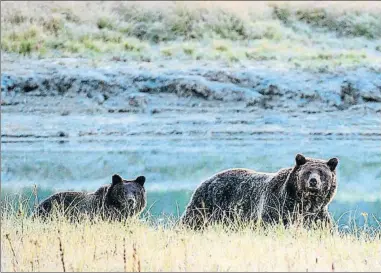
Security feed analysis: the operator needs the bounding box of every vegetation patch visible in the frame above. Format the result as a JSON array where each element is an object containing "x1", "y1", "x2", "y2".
[{"x1": 1, "y1": 2, "x2": 380, "y2": 69}]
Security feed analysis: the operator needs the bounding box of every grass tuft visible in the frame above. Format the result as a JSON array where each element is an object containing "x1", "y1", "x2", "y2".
[{"x1": 97, "y1": 17, "x2": 114, "y2": 30}]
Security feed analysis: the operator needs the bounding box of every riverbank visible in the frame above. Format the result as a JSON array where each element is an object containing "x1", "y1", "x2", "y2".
[{"x1": 2, "y1": 56, "x2": 381, "y2": 115}]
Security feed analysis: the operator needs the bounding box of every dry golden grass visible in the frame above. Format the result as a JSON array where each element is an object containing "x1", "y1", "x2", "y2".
[{"x1": 1, "y1": 212, "x2": 381, "y2": 272}]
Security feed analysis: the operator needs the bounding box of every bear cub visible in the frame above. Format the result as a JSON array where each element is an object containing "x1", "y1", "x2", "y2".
[{"x1": 34, "y1": 174, "x2": 147, "y2": 221}]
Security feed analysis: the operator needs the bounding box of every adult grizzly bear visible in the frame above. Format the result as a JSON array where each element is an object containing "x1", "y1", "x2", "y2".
[
  {"x1": 181, "y1": 154, "x2": 338, "y2": 229},
  {"x1": 34, "y1": 174, "x2": 146, "y2": 221}
]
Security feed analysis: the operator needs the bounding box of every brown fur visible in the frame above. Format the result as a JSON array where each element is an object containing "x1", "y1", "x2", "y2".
[
  {"x1": 34, "y1": 174, "x2": 147, "y2": 221},
  {"x1": 181, "y1": 154, "x2": 338, "y2": 229}
]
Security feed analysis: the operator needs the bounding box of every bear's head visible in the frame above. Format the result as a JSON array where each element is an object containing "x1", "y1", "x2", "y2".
[
  {"x1": 106, "y1": 174, "x2": 147, "y2": 217},
  {"x1": 287, "y1": 154, "x2": 339, "y2": 210}
]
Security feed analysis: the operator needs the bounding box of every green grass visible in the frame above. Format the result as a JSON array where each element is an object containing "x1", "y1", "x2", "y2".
[
  {"x1": 1, "y1": 2, "x2": 381, "y2": 70},
  {"x1": 96, "y1": 17, "x2": 114, "y2": 30}
]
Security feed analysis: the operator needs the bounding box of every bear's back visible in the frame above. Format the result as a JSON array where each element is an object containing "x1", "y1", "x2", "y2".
[
  {"x1": 211, "y1": 168, "x2": 276, "y2": 188},
  {"x1": 191, "y1": 168, "x2": 276, "y2": 210},
  {"x1": 35, "y1": 191, "x2": 90, "y2": 218}
]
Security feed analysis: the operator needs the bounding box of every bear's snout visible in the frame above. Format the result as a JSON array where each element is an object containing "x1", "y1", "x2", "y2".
[
  {"x1": 309, "y1": 178, "x2": 317, "y2": 187},
  {"x1": 127, "y1": 198, "x2": 136, "y2": 208},
  {"x1": 307, "y1": 173, "x2": 321, "y2": 190}
]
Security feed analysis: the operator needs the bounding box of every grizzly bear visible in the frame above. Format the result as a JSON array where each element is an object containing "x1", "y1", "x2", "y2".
[
  {"x1": 181, "y1": 154, "x2": 338, "y2": 229},
  {"x1": 34, "y1": 174, "x2": 146, "y2": 221}
]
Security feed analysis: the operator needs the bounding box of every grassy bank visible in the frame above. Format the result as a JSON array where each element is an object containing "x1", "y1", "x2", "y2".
[
  {"x1": 1, "y1": 1, "x2": 381, "y2": 71},
  {"x1": 1, "y1": 207, "x2": 381, "y2": 272}
]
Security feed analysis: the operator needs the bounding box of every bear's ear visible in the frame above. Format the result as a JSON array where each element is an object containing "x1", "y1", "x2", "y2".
[
  {"x1": 112, "y1": 174, "x2": 123, "y2": 186},
  {"x1": 327, "y1": 158, "x2": 339, "y2": 171},
  {"x1": 135, "y1": 176, "x2": 145, "y2": 186},
  {"x1": 295, "y1": 154, "x2": 307, "y2": 166}
]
